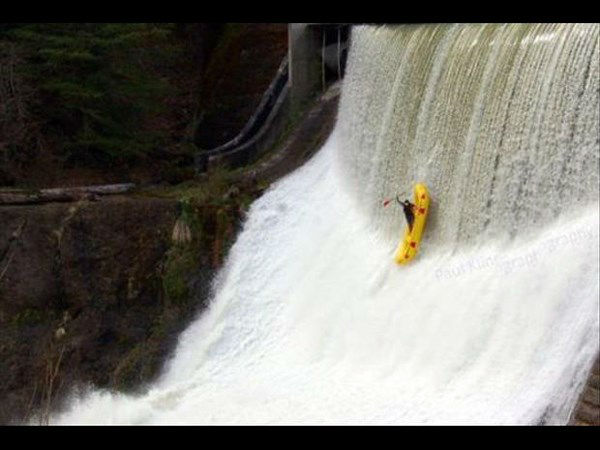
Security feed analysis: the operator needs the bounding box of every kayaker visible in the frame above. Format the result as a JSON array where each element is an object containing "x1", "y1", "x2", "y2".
[{"x1": 396, "y1": 196, "x2": 415, "y2": 232}]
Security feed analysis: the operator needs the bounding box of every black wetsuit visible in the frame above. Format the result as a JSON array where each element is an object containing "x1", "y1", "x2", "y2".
[{"x1": 397, "y1": 198, "x2": 415, "y2": 232}]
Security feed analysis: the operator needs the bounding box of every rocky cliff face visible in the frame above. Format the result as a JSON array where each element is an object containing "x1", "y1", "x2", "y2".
[
  {"x1": 569, "y1": 358, "x2": 600, "y2": 425},
  {"x1": 0, "y1": 196, "x2": 186, "y2": 423}
]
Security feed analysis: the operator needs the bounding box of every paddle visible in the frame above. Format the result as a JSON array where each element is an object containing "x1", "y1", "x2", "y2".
[{"x1": 383, "y1": 192, "x2": 406, "y2": 208}]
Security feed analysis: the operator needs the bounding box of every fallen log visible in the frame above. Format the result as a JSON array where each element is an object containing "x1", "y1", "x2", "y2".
[{"x1": 0, "y1": 183, "x2": 136, "y2": 205}]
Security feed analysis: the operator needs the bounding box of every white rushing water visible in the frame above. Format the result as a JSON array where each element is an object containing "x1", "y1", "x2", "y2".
[{"x1": 51, "y1": 23, "x2": 599, "y2": 425}]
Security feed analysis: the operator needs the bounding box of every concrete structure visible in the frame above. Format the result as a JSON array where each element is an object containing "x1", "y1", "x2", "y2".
[
  {"x1": 288, "y1": 24, "x2": 349, "y2": 113},
  {"x1": 288, "y1": 24, "x2": 323, "y2": 113}
]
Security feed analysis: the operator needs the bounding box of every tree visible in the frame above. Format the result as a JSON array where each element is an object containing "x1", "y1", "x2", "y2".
[{"x1": 0, "y1": 24, "x2": 178, "y2": 166}]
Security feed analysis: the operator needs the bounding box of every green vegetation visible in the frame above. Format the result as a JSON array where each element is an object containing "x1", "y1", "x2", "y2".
[
  {"x1": 163, "y1": 244, "x2": 198, "y2": 306},
  {"x1": 143, "y1": 165, "x2": 267, "y2": 308},
  {"x1": 0, "y1": 23, "x2": 204, "y2": 173},
  {"x1": 0, "y1": 23, "x2": 288, "y2": 188},
  {"x1": 110, "y1": 174, "x2": 269, "y2": 392},
  {"x1": 111, "y1": 343, "x2": 149, "y2": 390},
  {"x1": 12, "y1": 308, "x2": 45, "y2": 327}
]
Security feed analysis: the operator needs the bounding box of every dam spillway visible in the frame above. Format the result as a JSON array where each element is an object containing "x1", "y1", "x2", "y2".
[{"x1": 50, "y1": 23, "x2": 599, "y2": 425}]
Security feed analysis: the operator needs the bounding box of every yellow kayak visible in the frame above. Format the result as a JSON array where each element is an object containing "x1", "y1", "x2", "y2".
[{"x1": 394, "y1": 183, "x2": 430, "y2": 265}]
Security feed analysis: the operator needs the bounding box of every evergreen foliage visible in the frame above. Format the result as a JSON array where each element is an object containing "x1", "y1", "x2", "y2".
[{"x1": 0, "y1": 23, "x2": 185, "y2": 166}]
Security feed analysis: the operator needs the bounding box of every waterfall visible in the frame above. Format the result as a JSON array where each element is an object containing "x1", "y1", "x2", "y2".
[
  {"x1": 50, "y1": 23, "x2": 599, "y2": 425},
  {"x1": 337, "y1": 23, "x2": 599, "y2": 247}
]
